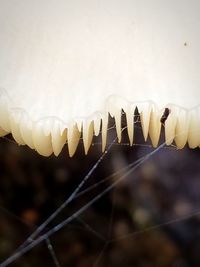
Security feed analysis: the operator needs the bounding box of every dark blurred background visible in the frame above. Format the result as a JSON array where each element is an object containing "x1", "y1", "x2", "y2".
[{"x1": 0, "y1": 118, "x2": 200, "y2": 267}]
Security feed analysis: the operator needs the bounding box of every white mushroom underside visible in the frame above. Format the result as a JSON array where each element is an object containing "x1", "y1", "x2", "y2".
[{"x1": 0, "y1": 0, "x2": 200, "y2": 156}]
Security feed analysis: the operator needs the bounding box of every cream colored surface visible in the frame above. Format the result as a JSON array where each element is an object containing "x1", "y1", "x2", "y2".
[{"x1": 0, "y1": 0, "x2": 200, "y2": 156}]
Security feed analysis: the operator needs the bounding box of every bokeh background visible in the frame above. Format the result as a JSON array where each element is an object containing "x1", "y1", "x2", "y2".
[{"x1": 0, "y1": 117, "x2": 200, "y2": 267}]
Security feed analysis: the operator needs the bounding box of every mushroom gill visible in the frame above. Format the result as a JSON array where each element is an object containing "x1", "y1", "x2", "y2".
[{"x1": 0, "y1": 0, "x2": 199, "y2": 157}]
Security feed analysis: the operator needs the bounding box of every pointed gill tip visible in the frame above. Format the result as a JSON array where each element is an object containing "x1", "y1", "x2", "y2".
[{"x1": 1, "y1": 101, "x2": 199, "y2": 157}]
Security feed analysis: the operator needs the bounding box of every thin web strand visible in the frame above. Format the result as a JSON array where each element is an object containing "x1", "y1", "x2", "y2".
[
  {"x1": 0, "y1": 207, "x2": 34, "y2": 230},
  {"x1": 0, "y1": 126, "x2": 198, "y2": 267},
  {"x1": 0, "y1": 141, "x2": 166, "y2": 267},
  {"x1": 0, "y1": 133, "x2": 119, "y2": 267},
  {"x1": 108, "y1": 208, "x2": 200, "y2": 243},
  {"x1": 91, "y1": 185, "x2": 118, "y2": 267},
  {"x1": 45, "y1": 238, "x2": 61, "y2": 267},
  {"x1": 0, "y1": 204, "x2": 61, "y2": 267},
  {"x1": 16, "y1": 133, "x2": 120, "y2": 252},
  {"x1": 92, "y1": 243, "x2": 108, "y2": 267},
  {"x1": 74, "y1": 154, "x2": 150, "y2": 200},
  {"x1": 76, "y1": 217, "x2": 106, "y2": 242}
]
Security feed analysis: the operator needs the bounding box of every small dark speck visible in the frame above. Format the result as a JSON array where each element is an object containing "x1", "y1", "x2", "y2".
[
  {"x1": 160, "y1": 108, "x2": 171, "y2": 125},
  {"x1": 184, "y1": 42, "x2": 188, "y2": 46}
]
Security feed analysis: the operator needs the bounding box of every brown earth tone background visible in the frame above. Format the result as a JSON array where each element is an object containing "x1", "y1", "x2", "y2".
[{"x1": 0, "y1": 119, "x2": 200, "y2": 267}]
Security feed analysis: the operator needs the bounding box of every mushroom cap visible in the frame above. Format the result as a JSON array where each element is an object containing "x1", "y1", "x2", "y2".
[{"x1": 0, "y1": 0, "x2": 200, "y2": 156}]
